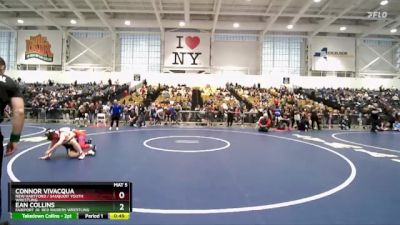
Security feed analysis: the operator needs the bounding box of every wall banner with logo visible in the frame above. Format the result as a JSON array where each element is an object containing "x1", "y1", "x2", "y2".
[
  {"x1": 17, "y1": 30, "x2": 62, "y2": 65},
  {"x1": 311, "y1": 37, "x2": 355, "y2": 72},
  {"x1": 164, "y1": 32, "x2": 210, "y2": 69}
]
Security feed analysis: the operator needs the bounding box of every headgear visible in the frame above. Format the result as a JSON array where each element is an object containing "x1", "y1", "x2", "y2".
[{"x1": 44, "y1": 129, "x2": 59, "y2": 141}]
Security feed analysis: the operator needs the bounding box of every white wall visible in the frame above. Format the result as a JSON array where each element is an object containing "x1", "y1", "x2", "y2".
[
  {"x1": 357, "y1": 40, "x2": 397, "y2": 74},
  {"x1": 211, "y1": 40, "x2": 260, "y2": 75},
  {"x1": 7, "y1": 70, "x2": 400, "y2": 90},
  {"x1": 67, "y1": 35, "x2": 113, "y2": 69}
]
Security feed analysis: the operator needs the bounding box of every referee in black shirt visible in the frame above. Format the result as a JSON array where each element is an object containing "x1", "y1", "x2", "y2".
[{"x1": 0, "y1": 57, "x2": 25, "y2": 224}]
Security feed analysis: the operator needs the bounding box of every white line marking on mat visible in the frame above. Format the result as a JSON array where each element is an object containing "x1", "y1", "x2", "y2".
[
  {"x1": 8, "y1": 128, "x2": 357, "y2": 214},
  {"x1": 175, "y1": 140, "x2": 200, "y2": 144},
  {"x1": 144, "y1": 136, "x2": 230, "y2": 153},
  {"x1": 332, "y1": 132, "x2": 400, "y2": 153}
]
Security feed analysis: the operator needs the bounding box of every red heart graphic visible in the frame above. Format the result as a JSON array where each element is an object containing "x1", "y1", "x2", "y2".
[{"x1": 185, "y1": 36, "x2": 200, "y2": 50}]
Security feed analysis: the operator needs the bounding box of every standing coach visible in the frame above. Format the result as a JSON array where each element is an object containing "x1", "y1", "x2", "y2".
[
  {"x1": 0, "y1": 57, "x2": 25, "y2": 225},
  {"x1": 109, "y1": 99, "x2": 122, "y2": 130}
]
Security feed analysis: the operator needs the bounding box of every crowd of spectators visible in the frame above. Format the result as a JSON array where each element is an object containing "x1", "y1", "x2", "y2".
[
  {"x1": 305, "y1": 86, "x2": 400, "y2": 130},
  {"x1": 231, "y1": 83, "x2": 400, "y2": 131},
  {"x1": 231, "y1": 84, "x2": 328, "y2": 130},
  {"x1": 18, "y1": 78, "x2": 125, "y2": 123},
  {"x1": 6, "y1": 77, "x2": 400, "y2": 131}
]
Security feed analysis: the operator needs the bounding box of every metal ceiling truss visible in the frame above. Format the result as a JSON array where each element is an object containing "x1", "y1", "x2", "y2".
[
  {"x1": 0, "y1": 8, "x2": 394, "y2": 22},
  {"x1": 211, "y1": 0, "x2": 222, "y2": 39},
  {"x1": 63, "y1": 0, "x2": 85, "y2": 21},
  {"x1": 359, "y1": 15, "x2": 400, "y2": 39},
  {"x1": 83, "y1": 0, "x2": 114, "y2": 33},
  {"x1": 18, "y1": 0, "x2": 63, "y2": 31},
  {"x1": 261, "y1": 0, "x2": 293, "y2": 37},
  {"x1": 289, "y1": 0, "x2": 314, "y2": 27},
  {"x1": 151, "y1": 0, "x2": 164, "y2": 36},
  {"x1": 0, "y1": 20, "x2": 15, "y2": 30},
  {"x1": 310, "y1": 0, "x2": 365, "y2": 36},
  {"x1": 0, "y1": 0, "x2": 396, "y2": 37},
  {"x1": 184, "y1": 0, "x2": 190, "y2": 25}
]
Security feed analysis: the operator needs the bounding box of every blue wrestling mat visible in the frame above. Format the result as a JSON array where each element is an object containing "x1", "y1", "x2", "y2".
[{"x1": 1, "y1": 123, "x2": 400, "y2": 225}]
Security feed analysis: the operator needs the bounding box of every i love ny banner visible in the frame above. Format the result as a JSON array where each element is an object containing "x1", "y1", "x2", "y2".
[{"x1": 164, "y1": 32, "x2": 210, "y2": 69}]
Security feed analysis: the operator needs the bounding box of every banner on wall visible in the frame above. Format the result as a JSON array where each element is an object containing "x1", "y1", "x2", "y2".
[
  {"x1": 283, "y1": 77, "x2": 290, "y2": 84},
  {"x1": 164, "y1": 32, "x2": 210, "y2": 69},
  {"x1": 311, "y1": 37, "x2": 355, "y2": 72},
  {"x1": 17, "y1": 30, "x2": 62, "y2": 65},
  {"x1": 133, "y1": 74, "x2": 141, "y2": 81}
]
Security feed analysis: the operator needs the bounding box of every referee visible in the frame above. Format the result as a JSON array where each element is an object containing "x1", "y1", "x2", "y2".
[{"x1": 0, "y1": 57, "x2": 25, "y2": 224}]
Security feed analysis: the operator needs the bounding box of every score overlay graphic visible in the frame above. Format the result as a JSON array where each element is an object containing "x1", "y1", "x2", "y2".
[{"x1": 9, "y1": 182, "x2": 132, "y2": 220}]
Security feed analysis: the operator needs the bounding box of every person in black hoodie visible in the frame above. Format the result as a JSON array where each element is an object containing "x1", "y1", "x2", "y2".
[
  {"x1": 370, "y1": 106, "x2": 380, "y2": 132},
  {"x1": 311, "y1": 109, "x2": 321, "y2": 130},
  {"x1": 0, "y1": 57, "x2": 25, "y2": 225},
  {"x1": 227, "y1": 106, "x2": 234, "y2": 127}
]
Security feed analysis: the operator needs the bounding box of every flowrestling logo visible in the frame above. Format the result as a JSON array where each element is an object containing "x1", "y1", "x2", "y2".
[
  {"x1": 313, "y1": 47, "x2": 352, "y2": 60},
  {"x1": 367, "y1": 11, "x2": 388, "y2": 19},
  {"x1": 25, "y1": 35, "x2": 54, "y2": 62}
]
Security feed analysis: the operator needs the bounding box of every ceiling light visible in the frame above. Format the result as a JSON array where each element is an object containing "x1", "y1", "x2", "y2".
[
  {"x1": 70, "y1": 19, "x2": 77, "y2": 25},
  {"x1": 340, "y1": 26, "x2": 347, "y2": 31},
  {"x1": 17, "y1": 19, "x2": 24, "y2": 24},
  {"x1": 179, "y1": 21, "x2": 186, "y2": 27},
  {"x1": 380, "y1": 0, "x2": 388, "y2": 6},
  {"x1": 313, "y1": 0, "x2": 321, "y2": 3},
  {"x1": 233, "y1": 22, "x2": 240, "y2": 28},
  {"x1": 390, "y1": 28, "x2": 397, "y2": 33},
  {"x1": 287, "y1": 24, "x2": 293, "y2": 29},
  {"x1": 124, "y1": 20, "x2": 131, "y2": 26}
]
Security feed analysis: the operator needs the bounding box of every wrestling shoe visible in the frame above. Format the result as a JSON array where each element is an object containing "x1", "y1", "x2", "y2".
[
  {"x1": 87, "y1": 150, "x2": 96, "y2": 156},
  {"x1": 78, "y1": 153, "x2": 86, "y2": 160}
]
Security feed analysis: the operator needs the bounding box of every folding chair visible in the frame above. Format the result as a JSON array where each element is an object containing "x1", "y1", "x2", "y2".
[{"x1": 96, "y1": 113, "x2": 107, "y2": 127}]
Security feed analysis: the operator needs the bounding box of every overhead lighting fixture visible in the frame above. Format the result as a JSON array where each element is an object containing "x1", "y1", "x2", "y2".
[
  {"x1": 124, "y1": 20, "x2": 131, "y2": 26},
  {"x1": 17, "y1": 19, "x2": 24, "y2": 24},
  {"x1": 380, "y1": 0, "x2": 388, "y2": 5},
  {"x1": 340, "y1": 26, "x2": 347, "y2": 31},
  {"x1": 390, "y1": 28, "x2": 397, "y2": 33},
  {"x1": 287, "y1": 24, "x2": 294, "y2": 29},
  {"x1": 233, "y1": 22, "x2": 240, "y2": 28},
  {"x1": 70, "y1": 19, "x2": 77, "y2": 25},
  {"x1": 313, "y1": 0, "x2": 321, "y2": 3},
  {"x1": 179, "y1": 21, "x2": 186, "y2": 27}
]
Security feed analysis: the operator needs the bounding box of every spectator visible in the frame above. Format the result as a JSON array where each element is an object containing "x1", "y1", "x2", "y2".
[{"x1": 258, "y1": 113, "x2": 271, "y2": 132}]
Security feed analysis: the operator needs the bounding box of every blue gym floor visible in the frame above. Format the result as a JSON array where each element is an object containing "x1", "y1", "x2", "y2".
[{"x1": 1, "y1": 123, "x2": 400, "y2": 225}]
